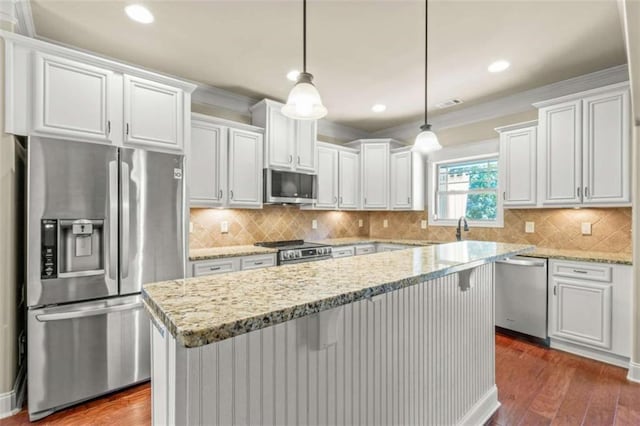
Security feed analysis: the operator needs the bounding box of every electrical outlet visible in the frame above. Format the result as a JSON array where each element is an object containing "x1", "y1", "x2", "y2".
[
  {"x1": 383, "y1": 219, "x2": 388, "y2": 228},
  {"x1": 189, "y1": 221, "x2": 194, "y2": 233},
  {"x1": 581, "y1": 222, "x2": 592, "y2": 235},
  {"x1": 221, "y1": 221, "x2": 229, "y2": 233},
  {"x1": 358, "y1": 219, "x2": 363, "y2": 228},
  {"x1": 525, "y1": 222, "x2": 535, "y2": 233},
  {"x1": 312, "y1": 219, "x2": 318, "y2": 229},
  {"x1": 421, "y1": 220, "x2": 427, "y2": 229}
]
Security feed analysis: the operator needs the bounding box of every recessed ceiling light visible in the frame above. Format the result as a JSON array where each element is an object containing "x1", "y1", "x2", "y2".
[
  {"x1": 286, "y1": 70, "x2": 300, "y2": 82},
  {"x1": 125, "y1": 4, "x2": 154, "y2": 24},
  {"x1": 371, "y1": 104, "x2": 387, "y2": 113},
  {"x1": 488, "y1": 60, "x2": 510, "y2": 73}
]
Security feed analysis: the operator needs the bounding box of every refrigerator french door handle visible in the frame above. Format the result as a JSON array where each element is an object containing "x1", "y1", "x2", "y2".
[
  {"x1": 121, "y1": 161, "x2": 131, "y2": 279},
  {"x1": 108, "y1": 161, "x2": 119, "y2": 280},
  {"x1": 35, "y1": 301, "x2": 143, "y2": 322}
]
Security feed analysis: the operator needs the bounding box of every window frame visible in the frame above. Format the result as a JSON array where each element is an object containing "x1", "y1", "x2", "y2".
[{"x1": 427, "y1": 153, "x2": 504, "y2": 228}]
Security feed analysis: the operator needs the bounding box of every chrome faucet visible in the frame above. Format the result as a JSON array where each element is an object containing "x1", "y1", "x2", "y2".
[{"x1": 456, "y1": 216, "x2": 469, "y2": 241}]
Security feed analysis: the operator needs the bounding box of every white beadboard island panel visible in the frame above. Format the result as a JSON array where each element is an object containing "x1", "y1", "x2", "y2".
[{"x1": 150, "y1": 263, "x2": 499, "y2": 426}]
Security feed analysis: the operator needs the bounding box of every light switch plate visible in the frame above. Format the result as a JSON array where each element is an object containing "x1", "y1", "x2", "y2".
[
  {"x1": 581, "y1": 222, "x2": 592, "y2": 235},
  {"x1": 312, "y1": 219, "x2": 318, "y2": 229},
  {"x1": 421, "y1": 220, "x2": 427, "y2": 229},
  {"x1": 383, "y1": 219, "x2": 388, "y2": 228},
  {"x1": 358, "y1": 219, "x2": 363, "y2": 228},
  {"x1": 525, "y1": 222, "x2": 535, "y2": 233},
  {"x1": 221, "y1": 221, "x2": 229, "y2": 233}
]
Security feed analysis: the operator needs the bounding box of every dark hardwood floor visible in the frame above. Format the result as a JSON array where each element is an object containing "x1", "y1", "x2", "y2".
[{"x1": 2, "y1": 332, "x2": 639, "y2": 425}]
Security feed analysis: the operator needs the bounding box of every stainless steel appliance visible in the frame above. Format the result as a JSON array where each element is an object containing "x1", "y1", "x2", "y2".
[
  {"x1": 27, "y1": 137, "x2": 185, "y2": 420},
  {"x1": 495, "y1": 256, "x2": 548, "y2": 341},
  {"x1": 255, "y1": 240, "x2": 332, "y2": 265},
  {"x1": 263, "y1": 169, "x2": 316, "y2": 204}
]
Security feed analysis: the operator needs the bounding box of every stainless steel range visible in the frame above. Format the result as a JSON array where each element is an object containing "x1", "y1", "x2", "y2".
[{"x1": 255, "y1": 240, "x2": 332, "y2": 265}]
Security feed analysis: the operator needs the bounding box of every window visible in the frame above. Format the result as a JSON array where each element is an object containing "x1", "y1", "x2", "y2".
[{"x1": 429, "y1": 156, "x2": 503, "y2": 227}]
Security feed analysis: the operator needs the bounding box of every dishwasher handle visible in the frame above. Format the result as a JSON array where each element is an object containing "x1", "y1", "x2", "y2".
[{"x1": 496, "y1": 258, "x2": 546, "y2": 267}]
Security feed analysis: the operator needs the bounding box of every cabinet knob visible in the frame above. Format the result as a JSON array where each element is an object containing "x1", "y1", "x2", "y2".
[
  {"x1": 340, "y1": 196, "x2": 343, "y2": 204},
  {"x1": 126, "y1": 123, "x2": 130, "y2": 135},
  {"x1": 297, "y1": 156, "x2": 301, "y2": 165},
  {"x1": 407, "y1": 197, "x2": 411, "y2": 204},
  {"x1": 107, "y1": 120, "x2": 111, "y2": 135},
  {"x1": 334, "y1": 196, "x2": 337, "y2": 203},
  {"x1": 230, "y1": 190, "x2": 234, "y2": 199},
  {"x1": 219, "y1": 189, "x2": 223, "y2": 199},
  {"x1": 584, "y1": 187, "x2": 589, "y2": 199},
  {"x1": 288, "y1": 155, "x2": 293, "y2": 164},
  {"x1": 577, "y1": 187, "x2": 581, "y2": 198}
]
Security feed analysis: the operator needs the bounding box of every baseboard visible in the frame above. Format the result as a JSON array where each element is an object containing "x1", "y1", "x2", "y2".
[
  {"x1": 457, "y1": 385, "x2": 500, "y2": 426},
  {"x1": 628, "y1": 361, "x2": 640, "y2": 383},
  {"x1": 549, "y1": 338, "x2": 630, "y2": 368},
  {"x1": 0, "y1": 363, "x2": 26, "y2": 419}
]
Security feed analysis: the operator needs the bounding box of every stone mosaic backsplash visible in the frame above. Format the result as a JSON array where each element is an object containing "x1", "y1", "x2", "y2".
[{"x1": 190, "y1": 206, "x2": 631, "y2": 254}]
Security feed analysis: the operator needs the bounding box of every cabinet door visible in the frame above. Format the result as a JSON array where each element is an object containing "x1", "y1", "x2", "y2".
[
  {"x1": 582, "y1": 89, "x2": 630, "y2": 205},
  {"x1": 315, "y1": 146, "x2": 338, "y2": 208},
  {"x1": 189, "y1": 121, "x2": 227, "y2": 207},
  {"x1": 338, "y1": 151, "x2": 360, "y2": 209},
  {"x1": 124, "y1": 75, "x2": 183, "y2": 151},
  {"x1": 228, "y1": 128, "x2": 263, "y2": 208},
  {"x1": 33, "y1": 53, "x2": 114, "y2": 143},
  {"x1": 549, "y1": 277, "x2": 612, "y2": 349},
  {"x1": 539, "y1": 100, "x2": 582, "y2": 205},
  {"x1": 390, "y1": 151, "x2": 412, "y2": 209},
  {"x1": 266, "y1": 105, "x2": 295, "y2": 170},
  {"x1": 361, "y1": 144, "x2": 389, "y2": 209},
  {"x1": 295, "y1": 120, "x2": 317, "y2": 172},
  {"x1": 500, "y1": 126, "x2": 537, "y2": 206}
]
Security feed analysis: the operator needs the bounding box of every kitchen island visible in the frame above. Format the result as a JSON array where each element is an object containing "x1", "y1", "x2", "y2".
[{"x1": 143, "y1": 241, "x2": 533, "y2": 426}]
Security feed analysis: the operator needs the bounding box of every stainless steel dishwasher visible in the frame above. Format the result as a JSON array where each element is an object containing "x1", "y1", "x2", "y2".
[{"x1": 495, "y1": 256, "x2": 548, "y2": 340}]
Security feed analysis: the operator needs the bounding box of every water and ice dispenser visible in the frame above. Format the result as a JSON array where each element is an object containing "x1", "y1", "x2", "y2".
[{"x1": 40, "y1": 219, "x2": 105, "y2": 279}]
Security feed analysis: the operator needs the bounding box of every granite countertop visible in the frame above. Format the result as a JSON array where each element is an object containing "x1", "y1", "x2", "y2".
[
  {"x1": 527, "y1": 247, "x2": 632, "y2": 265},
  {"x1": 143, "y1": 241, "x2": 534, "y2": 348},
  {"x1": 189, "y1": 245, "x2": 277, "y2": 261},
  {"x1": 310, "y1": 237, "x2": 441, "y2": 247}
]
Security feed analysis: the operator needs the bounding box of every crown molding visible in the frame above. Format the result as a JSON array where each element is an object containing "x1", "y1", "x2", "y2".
[
  {"x1": 14, "y1": 0, "x2": 35, "y2": 37},
  {"x1": 372, "y1": 64, "x2": 629, "y2": 141}
]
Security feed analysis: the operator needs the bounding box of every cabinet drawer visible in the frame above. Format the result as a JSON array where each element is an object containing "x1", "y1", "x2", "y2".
[
  {"x1": 332, "y1": 246, "x2": 355, "y2": 258},
  {"x1": 355, "y1": 245, "x2": 376, "y2": 256},
  {"x1": 193, "y1": 259, "x2": 237, "y2": 277},
  {"x1": 241, "y1": 254, "x2": 276, "y2": 271},
  {"x1": 552, "y1": 261, "x2": 612, "y2": 282}
]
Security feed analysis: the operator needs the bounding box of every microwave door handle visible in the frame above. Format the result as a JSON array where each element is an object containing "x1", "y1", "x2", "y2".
[
  {"x1": 121, "y1": 161, "x2": 131, "y2": 279},
  {"x1": 108, "y1": 161, "x2": 118, "y2": 280}
]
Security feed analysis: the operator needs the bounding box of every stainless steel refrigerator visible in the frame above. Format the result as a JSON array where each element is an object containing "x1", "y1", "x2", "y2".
[{"x1": 26, "y1": 136, "x2": 185, "y2": 420}]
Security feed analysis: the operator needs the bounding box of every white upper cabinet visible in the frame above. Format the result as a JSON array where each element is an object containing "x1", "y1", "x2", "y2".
[
  {"x1": 251, "y1": 99, "x2": 317, "y2": 172},
  {"x1": 315, "y1": 145, "x2": 338, "y2": 208},
  {"x1": 338, "y1": 150, "x2": 360, "y2": 209},
  {"x1": 390, "y1": 149, "x2": 413, "y2": 209},
  {"x1": 228, "y1": 128, "x2": 264, "y2": 208},
  {"x1": 360, "y1": 143, "x2": 390, "y2": 210},
  {"x1": 538, "y1": 99, "x2": 583, "y2": 206},
  {"x1": 33, "y1": 53, "x2": 115, "y2": 143},
  {"x1": 497, "y1": 121, "x2": 537, "y2": 207},
  {"x1": 535, "y1": 83, "x2": 630, "y2": 207},
  {"x1": 581, "y1": 89, "x2": 630, "y2": 205},
  {"x1": 295, "y1": 120, "x2": 317, "y2": 173},
  {"x1": 5, "y1": 34, "x2": 196, "y2": 151},
  {"x1": 189, "y1": 120, "x2": 227, "y2": 207},
  {"x1": 124, "y1": 75, "x2": 184, "y2": 152}
]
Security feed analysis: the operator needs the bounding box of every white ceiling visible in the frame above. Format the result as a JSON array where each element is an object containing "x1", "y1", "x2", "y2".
[{"x1": 31, "y1": 0, "x2": 627, "y2": 132}]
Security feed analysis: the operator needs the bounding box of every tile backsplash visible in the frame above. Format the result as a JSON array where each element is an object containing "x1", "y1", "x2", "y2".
[{"x1": 190, "y1": 206, "x2": 631, "y2": 254}]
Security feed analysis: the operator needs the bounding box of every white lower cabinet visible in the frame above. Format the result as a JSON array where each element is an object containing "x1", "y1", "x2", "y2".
[
  {"x1": 355, "y1": 244, "x2": 376, "y2": 255},
  {"x1": 189, "y1": 114, "x2": 264, "y2": 209},
  {"x1": 376, "y1": 243, "x2": 411, "y2": 252},
  {"x1": 332, "y1": 246, "x2": 355, "y2": 258},
  {"x1": 191, "y1": 253, "x2": 276, "y2": 277},
  {"x1": 548, "y1": 259, "x2": 631, "y2": 366}
]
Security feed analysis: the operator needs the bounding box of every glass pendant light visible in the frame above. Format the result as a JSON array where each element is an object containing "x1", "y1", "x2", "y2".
[
  {"x1": 282, "y1": 0, "x2": 328, "y2": 120},
  {"x1": 412, "y1": 0, "x2": 442, "y2": 154}
]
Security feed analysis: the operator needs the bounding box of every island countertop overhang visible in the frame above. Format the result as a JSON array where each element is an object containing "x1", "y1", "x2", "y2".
[{"x1": 143, "y1": 241, "x2": 534, "y2": 348}]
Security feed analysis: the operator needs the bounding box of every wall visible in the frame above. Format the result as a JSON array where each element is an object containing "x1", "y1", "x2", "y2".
[
  {"x1": 369, "y1": 208, "x2": 632, "y2": 253},
  {"x1": 190, "y1": 206, "x2": 369, "y2": 249}
]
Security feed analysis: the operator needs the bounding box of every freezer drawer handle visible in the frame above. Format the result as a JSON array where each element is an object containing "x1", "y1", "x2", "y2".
[
  {"x1": 35, "y1": 301, "x2": 143, "y2": 322},
  {"x1": 496, "y1": 258, "x2": 546, "y2": 267}
]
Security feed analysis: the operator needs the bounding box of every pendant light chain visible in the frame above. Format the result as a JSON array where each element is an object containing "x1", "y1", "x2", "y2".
[
  {"x1": 424, "y1": 0, "x2": 428, "y2": 126},
  {"x1": 303, "y1": 0, "x2": 307, "y2": 73}
]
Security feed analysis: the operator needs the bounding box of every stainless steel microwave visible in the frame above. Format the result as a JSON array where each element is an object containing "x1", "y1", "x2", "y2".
[{"x1": 264, "y1": 169, "x2": 317, "y2": 204}]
